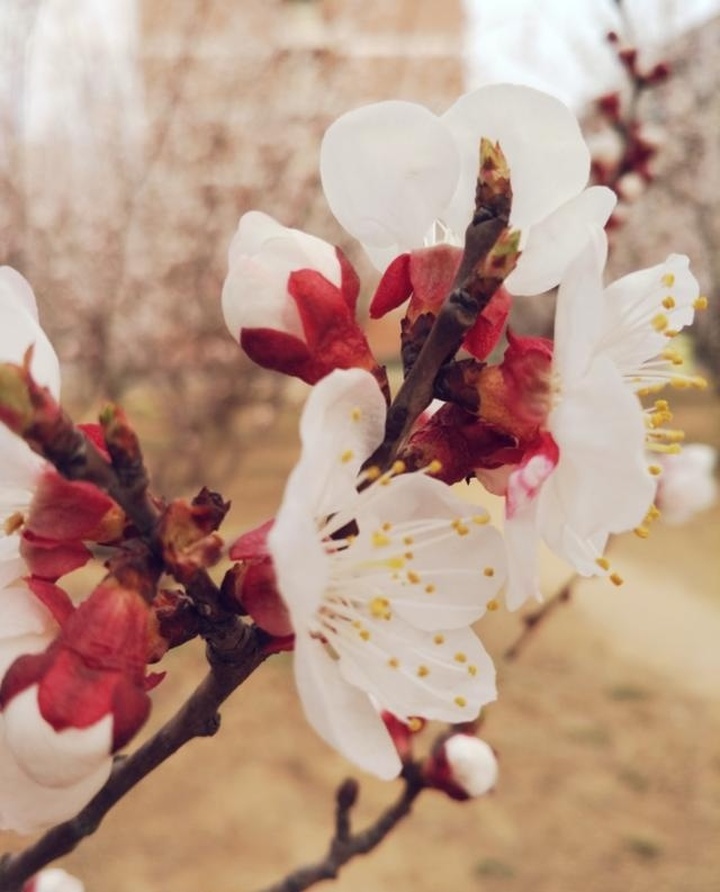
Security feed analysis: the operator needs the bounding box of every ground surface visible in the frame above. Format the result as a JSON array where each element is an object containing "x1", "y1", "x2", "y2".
[{"x1": 2, "y1": 396, "x2": 719, "y2": 892}]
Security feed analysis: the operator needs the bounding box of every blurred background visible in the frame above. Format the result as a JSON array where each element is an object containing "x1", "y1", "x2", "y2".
[{"x1": 1, "y1": 2, "x2": 719, "y2": 891}]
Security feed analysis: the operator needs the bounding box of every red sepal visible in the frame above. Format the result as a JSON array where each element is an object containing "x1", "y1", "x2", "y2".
[
  {"x1": 229, "y1": 517, "x2": 274, "y2": 560},
  {"x1": 27, "y1": 469, "x2": 118, "y2": 542},
  {"x1": 336, "y1": 246, "x2": 360, "y2": 314},
  {"x1": 370, "y1": 253, "x2": 412, "y2": 318},
  {"x1": 21, "y1": 529, "x2": 91, "y2": 581},
  {"x1": 25, "y1": 577, "x2": 75, "y2": 626},
  {"x1": 238, "y1": 557, "x2": 293, "y2": 637}
]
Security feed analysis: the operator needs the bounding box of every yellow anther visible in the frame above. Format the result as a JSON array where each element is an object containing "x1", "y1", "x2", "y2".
[
  {"x1": 408, "y1": 717, "x2": 423, "y2": 733},
  {"x1": 655, "y1": 399, "x2": 669, "y2": 412},
  {"x1": 427, "y1": 459, "x2": 443, "y2": 475},
  {"x1": 391, "y1": 460, "x2": 406, "y2": 475},
  {"x1": 3, "y1": 511, "x2": 24, "y2": 536},
  {"x1": 364, "y1": 466, "x2": 381, "y2": 481},
  {"x1": 359, "y1": 629, "x2": 371, "y2": 641},
  {"x1": 417, "y1": 665, "x2": 429, "y2": 678},
  {"x1": 661, "y1": 348, "x2": 683, "y2": 366},
  {"x1": 663, "y1": 329, "x2": 679, "y2": 338},
  {"x1": 388, "y1": 657, "x2": 399, "y2": 669},
  {"x1": 648, "y1": 464, "x2": 662, "y2": 476},
  {"x1": 483, "y1": 567, "x2": 495, "y2": 578},
  {"x1": 403, "y1": 535, "x2": 414, "y2": 545},
  {"x1": 370, "y1": 596, "x2": 391, "y2": 619},
  {"x1": 472, "y1": 514, "x2": 490, "y2": 525},
  {"x1": 662, "y1": 295, "x2": 676, "y2": 310},
  {"x1": 694, "y1": 295, "x2": 708, "y2": 310},
  {"x1": 434, "y1": 634, "x2": 445, "y2": 645},
  {"x1": 651, "y1": 313, "x2": 669, "y2": 332},
  {"x1": 351, "y1": 406, "x2": 362, "y2": 421},
  {"x1": 595, "y1": 557, "x2": 611, "y2": 571},
  {"x1": 610, "y1": 572, "x2": 624, "y2": 587},
  {"x1": 451, "y1": 519, "x2": 470, "y2": 536},
  {"x1": 340, "y1": 449, "x2": 354, "y2": 464},
  {"x1": 372, "y1": 530, "x2": 391, "y2": 547},
  {"x1": 404, "y1": 551, "x2": 414, "y2": 560},
  {"x1": 661, "y1": 272, "x2": 675, "y2": 287},
  {"x1": 487, "y1": 599, "x2": 499, "y2": 611},
  {"x1": 381, "y1": 521, "x2": 392, "y2": 531},
  {"x1": 386, "y1": 556, "x2": 406, "y2": 570},
  {"x1": 646, "y1": 504, "x2": 661, "y2": 521},
  {"x1": 425, "y1": 583, "x2": 436, "y2": 594},
  {"x1": 634, "y1": 526, "x2": 650, "y2": 539},
  {"x1": 454, "y1": 652, "x2": 467, "y2": 664},
  {"x1": 454, "y1": 696, "x2": 467, "y2": 708},
  {"x1": 407, "y1": 570, "x2": 421, "y2": 584}
]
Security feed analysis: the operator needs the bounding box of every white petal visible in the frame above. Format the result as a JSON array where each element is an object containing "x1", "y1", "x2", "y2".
[
  {"x1": 444, "y1": 735, "x2": 498, "y2": 797},
  {"x1": 599, "y1": 254, "x2": 700, "y2": 375},
  {"x1": 543, "y1": 355, "x2": 655, "y2": 569},
  {"x1": 293, "y1": 634, "x2": 401, "y2": 779},
  {"x1": 321, "y1": 101, "x2": 460, "y2": 261},
  {"x1": 29, "y1": 868, "x2": 86, "y2": 892},
  {"x1": 0, "y1": 267, "x2": 61, "y2": 397},
  {"x1": 295, "y1": 368, "x2": 386, "y2": 519},
  {"x1": 0, "y1": 424, "x2": 46, "y2": 495},
  {"x1": 348, "y1": 474, "x2": 506, "y2": 629},
  {"x1": 3, "y1": 687, "x2": 113, "y2": 787},
  {"x1": 441, "y1": 84, "x2": 590, "y2": 235},
  {"x1": 0, "y1": 717, "x2": 110, "y2": 834},
  {"x1": 0, "y1": 536, "x2": 27, "y2": 589},
  {"x1": 221, "y1": 211, "x2": 340, "y2": 339},
  {"x1": 505, "y1": 187, "x2": 616, "y2": 296},
  {"x1": 552, "y1": 227, "x2": 609, "y2": 381},
  {"x1": 0, "y1": 584, "x2": 55, "y2": 648},
  {"x1": 337, "y1": 619, "x2": 495, "y2": 722}
]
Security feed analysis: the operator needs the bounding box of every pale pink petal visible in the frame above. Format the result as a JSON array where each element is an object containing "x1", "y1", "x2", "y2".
[
  {"x1": 441, "y1": 84, "x2": 590, "y2": 234},
  {"x1": 293, "y1": 634, "x2": 401, "y2": 779},
  {"x1": 3, "y1": 687, "x2": 113, "y2": 787},
  {"x1": 503, "y1": 454, "x2": 555, "y2": 610},
  {"x1": 0, "y1": 267, "x2": 60, "y2": 397},
  {"x1": 321, "y1": 101, "x2": 459, "y2": 261},
  {"x1": 504, "y1": 187, "x2": 616, "y2": 296}
]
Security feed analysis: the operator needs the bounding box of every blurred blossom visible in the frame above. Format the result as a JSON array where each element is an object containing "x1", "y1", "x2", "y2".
[{"x1": 656, "y1": 443, "x2": 719, "y2": 525}]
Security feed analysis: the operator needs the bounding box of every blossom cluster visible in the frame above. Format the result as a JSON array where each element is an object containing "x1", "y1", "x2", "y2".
[{"x1": 0, "y1": 81, "x2": 713, "y2": 846}]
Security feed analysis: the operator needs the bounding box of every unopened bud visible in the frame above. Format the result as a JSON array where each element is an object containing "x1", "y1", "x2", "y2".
[
  {"x1": 425, "y1": 733, "x2": 498, "y2": 800},
  {"x1": 24, "y1": 868, "x2": 85, "y2": 892}
]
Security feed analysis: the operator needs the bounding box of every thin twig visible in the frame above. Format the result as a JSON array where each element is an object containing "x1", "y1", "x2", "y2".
[
  {"x1": 504, "y1": 577, "x2": 577, "y2": 661},
  {"x1": 257, "y1": 764, "x2": 426, "y2": 892}
]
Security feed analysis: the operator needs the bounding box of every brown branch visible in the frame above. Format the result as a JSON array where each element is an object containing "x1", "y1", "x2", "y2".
[
  {"x1": 0, "y1": 624, "x2": 268, "y2": 892},
  {"x1": 504, "y1": 577, "x2": 576, "y2": 661},
  {"x1": 257, "y1": 764, "x2": 426, "y2": 892}
]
